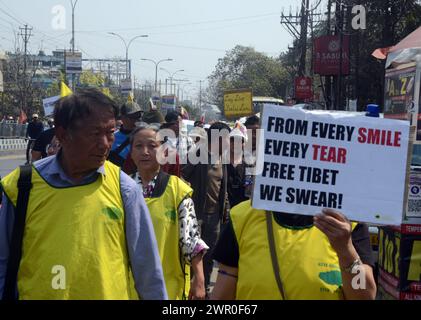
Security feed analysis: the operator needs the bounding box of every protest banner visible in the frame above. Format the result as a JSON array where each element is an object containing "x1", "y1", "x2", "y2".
[
  {"x1": 43, "y1": 95, "x2": 60, "y2": 117},
  {"x1": 251, "y1": 104, "x2": 410, "y2": 226},
  {"x1": 223, "y1": 89, "x2": 253, "y2": 119},
  {"x1": 377, "y1": 225, "x2": 421, "y2": 300},
  {"x1": 182, "y1": 119, "x2": 195, "y2": 134},
  {"x1": 161, "y1": 94, "x2": 177, "y2": 115},
  {"x1": 65, "y1": 51, "x2": 82, "y2": 74}
]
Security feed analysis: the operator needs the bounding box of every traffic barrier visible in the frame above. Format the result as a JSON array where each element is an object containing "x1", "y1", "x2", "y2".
[
  {"x1": 0, "y1": 122, "x2": 28, "y2": 138},
  {"x1": 0, "y1": 138, "x2": 27, "y2": 151}
]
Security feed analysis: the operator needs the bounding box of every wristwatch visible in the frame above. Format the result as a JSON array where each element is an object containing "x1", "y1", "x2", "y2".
[{"x1": 342, "y1": 258, "x2": 363, "y2": 273}]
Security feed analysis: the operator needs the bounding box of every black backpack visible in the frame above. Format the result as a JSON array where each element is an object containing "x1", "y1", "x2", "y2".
[{"x1": 2, "y1": 165, "x2": 32, "y2": 300}]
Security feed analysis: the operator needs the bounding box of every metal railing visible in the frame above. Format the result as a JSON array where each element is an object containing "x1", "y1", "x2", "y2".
[{"x1": 0, "y1": 122, "x2": 28, "y2": 138}]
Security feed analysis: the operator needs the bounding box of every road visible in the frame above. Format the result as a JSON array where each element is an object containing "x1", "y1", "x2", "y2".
[{"x1": 0, "y1": 152, "x2": 26, "y2": 178}]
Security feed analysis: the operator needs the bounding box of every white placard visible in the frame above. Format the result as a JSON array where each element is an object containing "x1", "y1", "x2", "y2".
[
  {"x1": 43, "y1": 95, "x2": 60, "y2": 117},
  {"x1": 252, "y1": 105, "x2": 410, "y2": 226}
]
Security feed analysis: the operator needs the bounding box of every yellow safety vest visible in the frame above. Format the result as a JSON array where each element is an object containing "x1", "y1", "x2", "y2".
[
  {"x1": 145, "y1": 174, "x2": 193, "y2": 300},
  {"x1": 1, "y1": 161, "x2": 135, "y2": 300},
  {"x1": 231, "y1": 200, "x2": 357, "y2": 300}
]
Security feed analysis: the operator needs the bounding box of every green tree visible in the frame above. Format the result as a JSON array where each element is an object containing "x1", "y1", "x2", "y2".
[
  {"x1": 79, "y1": 70, "x2": 105, "y2": 87},
  {"x1": 347, "y1": 0, "x2": 421, "y2": 109},
  {"x1": 276, "y1": 0, "x2": 421, "y2": 109},
  {"x1": 207, "y1": 45, "x2": 289, "y2": 110}
]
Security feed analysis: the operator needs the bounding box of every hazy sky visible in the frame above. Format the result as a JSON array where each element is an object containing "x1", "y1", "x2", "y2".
[{"x1": 0, "y1": 0, "x2": 327, "y2": 94}]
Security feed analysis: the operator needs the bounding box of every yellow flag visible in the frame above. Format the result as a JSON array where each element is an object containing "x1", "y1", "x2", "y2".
[
  {"x1": 101, "y1": 87, "x2": 113, "y2": 98},
  {"x1": 60, "y1": 81, "x2": 73, "y2": 97},
  {"x1": 127, "y1": 91, "x2": 134, "y2": 103}
]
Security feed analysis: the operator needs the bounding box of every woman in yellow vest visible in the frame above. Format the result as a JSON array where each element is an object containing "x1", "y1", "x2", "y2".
[
  {"x1": 130, "y1": 124, "x2": 208, "y2": 300},
  {"x1": 211, "y1": 200, "x2": 377, "y2": 300}
]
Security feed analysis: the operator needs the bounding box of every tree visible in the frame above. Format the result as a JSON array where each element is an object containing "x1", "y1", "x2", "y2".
[
  {"x1": 79, "y1": 70, "x2": 105, "y2": 88},
  {"x1": 207, "y1": 46, "x2": 289, "y2": 110},
  {"x1": 276, "y1": 0, "x2": 421, "y2": 110},
  {"x1": 347, "y1": 0, "x2": 421, "y2": 109},
  {"x1": 1, "y1": 50, "x2": 47, "y2": 118}
]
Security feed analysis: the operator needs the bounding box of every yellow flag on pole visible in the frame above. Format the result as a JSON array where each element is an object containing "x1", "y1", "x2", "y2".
[
  {"x1": 60, "y1": 81, "x2": 73, "y2": 97},
  {"x1": 101, "y1": 87, "x2": 113, "y2": 98},
  {"x1": 127, "y1": 91, "x2": 134, "y2": 103}
]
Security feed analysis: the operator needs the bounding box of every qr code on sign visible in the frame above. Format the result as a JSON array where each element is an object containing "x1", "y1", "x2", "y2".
[{"x1": 407, "y1": 199, "x2": 421, "y2": 217}]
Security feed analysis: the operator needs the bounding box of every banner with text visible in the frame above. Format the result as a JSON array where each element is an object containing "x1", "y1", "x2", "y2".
[
  {"x1": 252, "y1": 105, "x2": 410, "y2": 225},
  {"x1": 42, "y1": 95, "x2": 60, "y2": 117},
  {"x1": 223, "y1": 89, "x2": 253, "y2": 119}
]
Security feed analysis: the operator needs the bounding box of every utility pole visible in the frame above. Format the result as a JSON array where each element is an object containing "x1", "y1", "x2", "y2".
[
  {"x1": 198, "y1": 80, "x2": 203, "y2": 114},
  {"x1": 298, "y1": 0, "x2": 310, "y2": 76},
  {"x1": 325, "y1": 0, "x2": 333, "y2": 110},
  {"x1": 19, "y1": 24, "x2": 33, "y2": 112},
  {"x1": 280, "y1": 1, "x2": 322, "y2": 77},
  {"x1": 19, "y1": 25, "x2": 33, "y2": 80},
  {"x1": 70, "y1": 0, "x2": 78, "y2": 91},
  {"x1": 335, "y1": 0, "x2": 348, "y2": 110}
]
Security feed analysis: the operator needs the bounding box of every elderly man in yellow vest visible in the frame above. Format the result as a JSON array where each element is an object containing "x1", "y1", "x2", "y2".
[
  {"x1": 211, "y1": 201, "x2": 377, "y2": 300},
  {"x1": 0, "y1": 88, "x2": 167, "y2": 300}
]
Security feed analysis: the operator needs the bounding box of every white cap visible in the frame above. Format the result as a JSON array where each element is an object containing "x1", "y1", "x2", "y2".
[
  {"x1": 189, "y1": 126, "x2": 207, "y2": 140},
  {"x1": 229, "y1": 122, "x2": 248, "y2": 142}
]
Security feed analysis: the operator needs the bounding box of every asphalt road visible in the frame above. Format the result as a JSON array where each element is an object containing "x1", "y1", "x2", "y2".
[{"x1": 0, "y1": 152, "x2": 26, "y2": 178}]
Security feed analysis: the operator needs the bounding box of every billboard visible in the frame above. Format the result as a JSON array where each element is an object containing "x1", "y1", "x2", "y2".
[
  {"x1": 65, "y1": 51, "x2": 82, "y2": 74},
  {"x1": 314, "y1": 35, "x2": 350, "y2": 76},
  {"x1": 377, "y1": 226, "x2": 421, "y2": 300},
  {"x1": 223, "y1": 88, "x2": 253, "y2": 119},
  {"x1": 161, "y1": 95, "x2": 177, "y2": 115},
  {"x1": 294, "y1": 77, "x2": 313, "y2": 100},
  {"x1": 120, "y1": 78, "x2": 132, "y2": 94}
]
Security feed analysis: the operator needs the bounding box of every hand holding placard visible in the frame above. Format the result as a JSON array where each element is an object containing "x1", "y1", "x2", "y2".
[{"x1": 252, "y1": 105, "x2": 410, "y2": 226}]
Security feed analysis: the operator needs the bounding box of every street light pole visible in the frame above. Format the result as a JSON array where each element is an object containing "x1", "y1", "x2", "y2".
[
  {"x1": 140, "y1": 58, "x2": 173, "y2": 92},
  {"x1": 160, "y1": 68, "x2": 184, "y2": 95},
  {"x1": 70, "y1": 0, "x2": 78, "y2": 53},
  {"x1": 70, "y1": 0, "x2": 78, "y2": 91},
  {"x1": 109, "y1": 32, "x2": 148, "y2": 80}
]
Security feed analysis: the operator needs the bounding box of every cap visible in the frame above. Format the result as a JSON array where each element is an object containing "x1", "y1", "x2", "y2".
[
  {"x1": 189, "y1": 127, "x2": 207, "y2": 140},
  {"x1": 32, "y1": 113, "x2": 39, "y2": 118},
  {"x1": 165, "y1": 111, "x2": 181, "y2": 124},
  {"x1": 229, "y1": 122, "x2": 248, "y2": 142},
  {"x1": 142, "y1": 109, "x2": 165, "y2": 124},
  {"x1": 365, "y1": 104, "x2": 380, "y2": 117},
  {"x1": 121, "y1": 102, "x2": 142, "y2": 118},
  {"x1": 194, "y1": 120, "x2": 204, "y2": 127}
]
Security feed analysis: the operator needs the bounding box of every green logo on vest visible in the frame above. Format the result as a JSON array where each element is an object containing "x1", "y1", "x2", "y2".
[
  {"x1": 102, "y1": 207, "x2": 123, "y2": 220},
  {"x1": 164, "y1": 209, "x2": 176, "y2": 223},
  {"x1": 319, "y1": 270, "x2": 342, "y2": 287}
]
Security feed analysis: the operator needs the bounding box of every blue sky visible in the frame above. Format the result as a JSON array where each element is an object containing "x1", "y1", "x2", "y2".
[{"x1": 0, "y1": 0, "x2": 327, "y2": 94}]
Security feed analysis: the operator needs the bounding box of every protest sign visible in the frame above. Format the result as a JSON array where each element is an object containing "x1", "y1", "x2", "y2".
[
  {"x1": 182, "y1": 119, "x2": 195, "y2": 134},
  {"x1": 252, "y1": 104, "x2": 410, "y2": 225},
  {"x1": 223, "y1": 89, "x2": 253, "y2": 119},
  {"x1": 43, "y1": 95, "x2": 60, "y2": 117},
  {"x1": 377, "y1": 225, "x2": 421, "y2": 300}
]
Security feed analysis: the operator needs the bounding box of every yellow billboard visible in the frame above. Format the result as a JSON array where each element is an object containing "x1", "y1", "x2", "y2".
[{"x1": 223, "y1": 89, "x2": 253, "y2": 119}]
